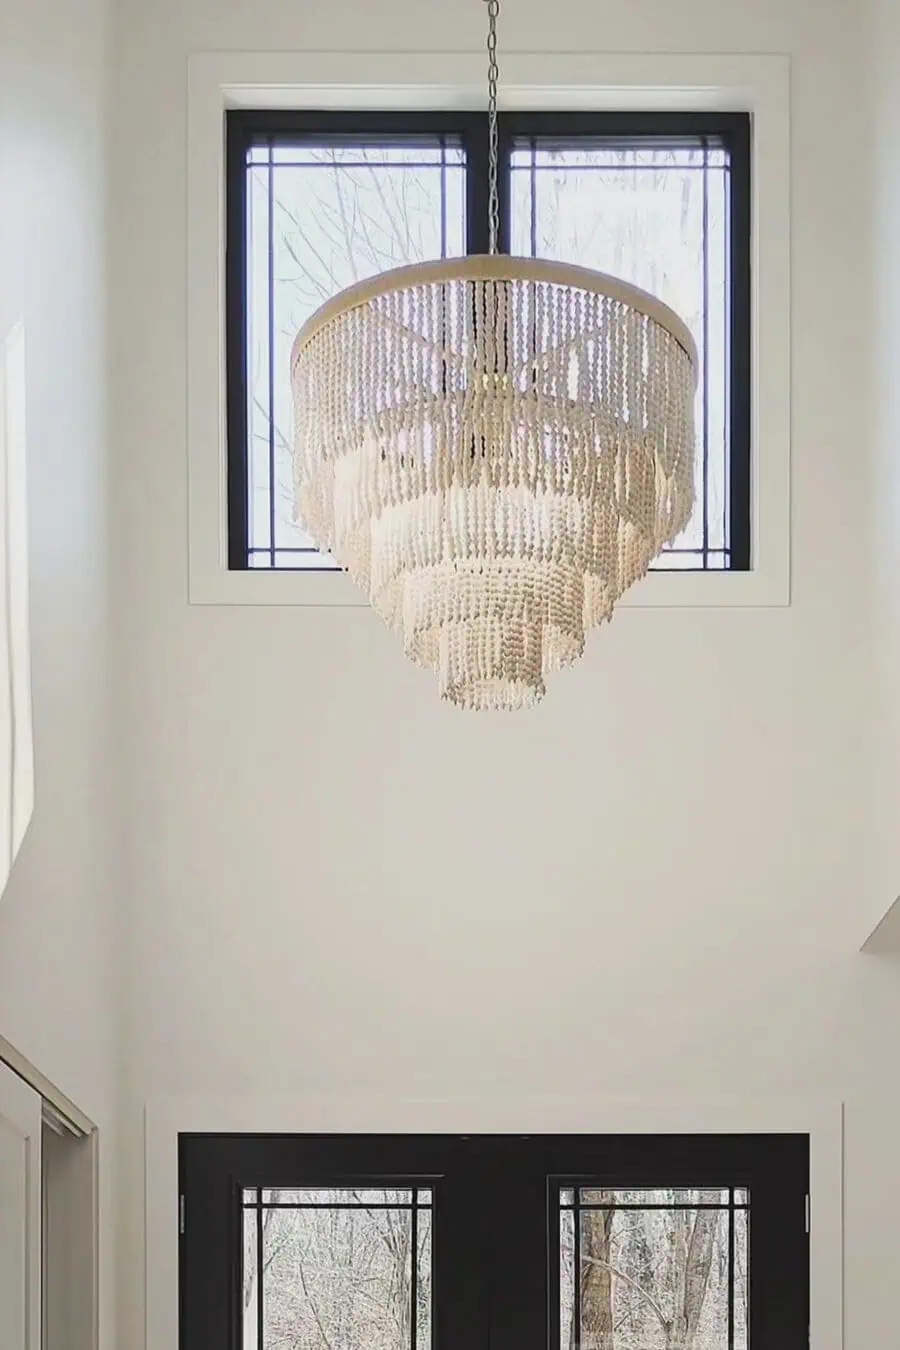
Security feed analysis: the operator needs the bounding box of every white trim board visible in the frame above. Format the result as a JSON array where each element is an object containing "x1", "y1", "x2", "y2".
[
  {"x1": 0, "y1": 1035, "x2": 95, "y2": 1138},
  {"x1": 146, "y1": 1094, "x2": 841, "y2": 1350},
  {"x1": 860, "y1": 894, "x2": 900, "y2": 953},
  {"x1": 0, "y1": 1061, "x2": 42, "y2": 1350},
  {"x1": 186, "y1": 50, "x2": 791, "y2": 608},
  {"x1": 43, "y1": 1127, "x2": 100, "y2": 1350}
]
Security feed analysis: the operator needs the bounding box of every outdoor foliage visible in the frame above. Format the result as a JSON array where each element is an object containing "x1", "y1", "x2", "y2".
[{"x1": 243, "y1": 1186, "x2": 747, "y2": 1350}]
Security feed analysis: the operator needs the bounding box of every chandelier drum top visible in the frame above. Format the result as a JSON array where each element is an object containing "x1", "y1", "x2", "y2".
[{"x1": 289, "y1": 1, "x2": 698, "y2": 710}]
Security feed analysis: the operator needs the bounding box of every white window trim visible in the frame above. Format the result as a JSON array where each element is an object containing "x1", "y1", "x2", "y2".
[
  {"x1": 187, "y1": 51, "x2": 790, "y2": 607},
  {"x1": 147, "y1": 1093, "x2": 839, "y2": 1350}
]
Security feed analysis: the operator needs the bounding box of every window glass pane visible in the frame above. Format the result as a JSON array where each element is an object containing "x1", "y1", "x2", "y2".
[
  {"x1": 652, "y1": 549, "x2": 728, "y2": 571},
  {"x1": 511, "y1": 140, "x2": 731, "y2": 568},
  {"x1": 247, "y1": 165, "x2": 271, "y2": 555},
  {"x1": 560, "y1": 1186, "x2": 750, "y2": 1350},
  {"x1": 271, "y1": 145, "x2": 463, "y2": 166},
  {"x1": 243, "y1": 1187, "x2": 432, "y2": 1350},
  {"x1": 579, "y1": 1187, "x2": 731, "y2": 1206},
  {"x1": 512, "y1": 145, "x2": 728, "y2": 170},
  {"x1": 248, "y1": 548, "x2": 338, "y2": 570},
  {"x1": 246, "y1": 141, "x2": 466, "y2": 569},
  {"x1": 259, "y1": 1187, "x2": 416, "y2": 1206}
]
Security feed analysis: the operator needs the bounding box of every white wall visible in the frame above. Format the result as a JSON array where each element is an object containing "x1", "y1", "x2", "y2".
[
  {"x1": 111, "y1": 0, "x2": 900, "y2": 1347},
  {"x1": 0, "y1": 0, "x2": 117, "y2": 1344}
]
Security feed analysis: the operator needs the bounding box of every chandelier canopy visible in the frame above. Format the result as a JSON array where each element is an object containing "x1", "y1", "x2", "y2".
[{"x1": 290, "y1": 4, "x2": 697, "y2": 711}]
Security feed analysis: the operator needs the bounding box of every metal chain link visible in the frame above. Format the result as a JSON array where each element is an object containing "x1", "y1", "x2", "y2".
[{"x1": 485, "y1": 0, "x2": 500, "y2": 253}]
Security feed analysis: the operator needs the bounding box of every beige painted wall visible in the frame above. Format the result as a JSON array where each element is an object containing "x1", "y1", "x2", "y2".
[
  {"x1": 0, "y1": 0, "x2": 117, "y2": 1345},
  {"x1": 110, "y1": 0, "x2": 899, "y2": 1346}
]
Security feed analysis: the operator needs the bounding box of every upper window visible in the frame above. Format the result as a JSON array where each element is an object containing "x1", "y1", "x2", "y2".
[
  {"x1": 225, "y1": 110, "x2": 751, "y2": 574},
  {"x1": 179, "y1": 1132, "x2": 807, "y2": 1350}
]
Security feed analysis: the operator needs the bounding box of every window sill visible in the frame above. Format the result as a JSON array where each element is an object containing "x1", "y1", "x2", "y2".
[{"x1": 188, "y1": 563, "x2": 789, "y2": 609}]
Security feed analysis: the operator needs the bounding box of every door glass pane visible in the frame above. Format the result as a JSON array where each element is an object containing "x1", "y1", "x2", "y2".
[
  {"x1": 242, "y1": 1187, "x2": 433, "y2": 1350},
  {"x1": 559, "y1": 1186, "x2": 749, "y2": 1350},
  {"x1": 243, "y1": 1205, "x2": 257, "y2": 1350},
  {"x1": 734, "y1": 1208, "x2": 749, "y2": 1350}
]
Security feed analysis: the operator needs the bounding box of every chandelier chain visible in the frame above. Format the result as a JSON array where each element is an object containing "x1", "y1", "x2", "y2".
[{"x1": 486, "y1": 0, "x2": 500, "y2": 254}]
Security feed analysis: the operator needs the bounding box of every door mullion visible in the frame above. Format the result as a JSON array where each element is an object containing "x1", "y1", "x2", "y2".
[
  {"x1": 486, "y1": 1140, "x2": 548, "y2": 1350},
  {"x1": 434, "y1": 1143, "x2": 492, "y2": 1350}
]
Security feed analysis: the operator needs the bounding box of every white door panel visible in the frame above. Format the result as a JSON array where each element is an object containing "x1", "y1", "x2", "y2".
[{"x1": 0, "y1": 1061, "x2": 40, "y2": 1350}]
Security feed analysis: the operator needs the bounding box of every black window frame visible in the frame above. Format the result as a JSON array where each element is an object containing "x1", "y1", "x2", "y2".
[
  {"x1": 180, "y1": 1130, "x2": 807, "y2": 1350},
  {"x1": 225, "y1": 108, "x2": 752, "y2": 574}
]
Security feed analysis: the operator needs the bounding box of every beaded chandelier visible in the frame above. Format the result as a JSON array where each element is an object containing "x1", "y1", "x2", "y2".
[{"x1": 290, "y1": 1, "x2": 697, "y2": 711}]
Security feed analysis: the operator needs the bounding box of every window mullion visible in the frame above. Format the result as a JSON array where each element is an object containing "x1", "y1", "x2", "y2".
[
  {"x1": 465, "y1": 115, "x2": 491, "y2": 255},
  {"x1": 497, "y1": 115, "x2": 513, "y2": 254}
]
